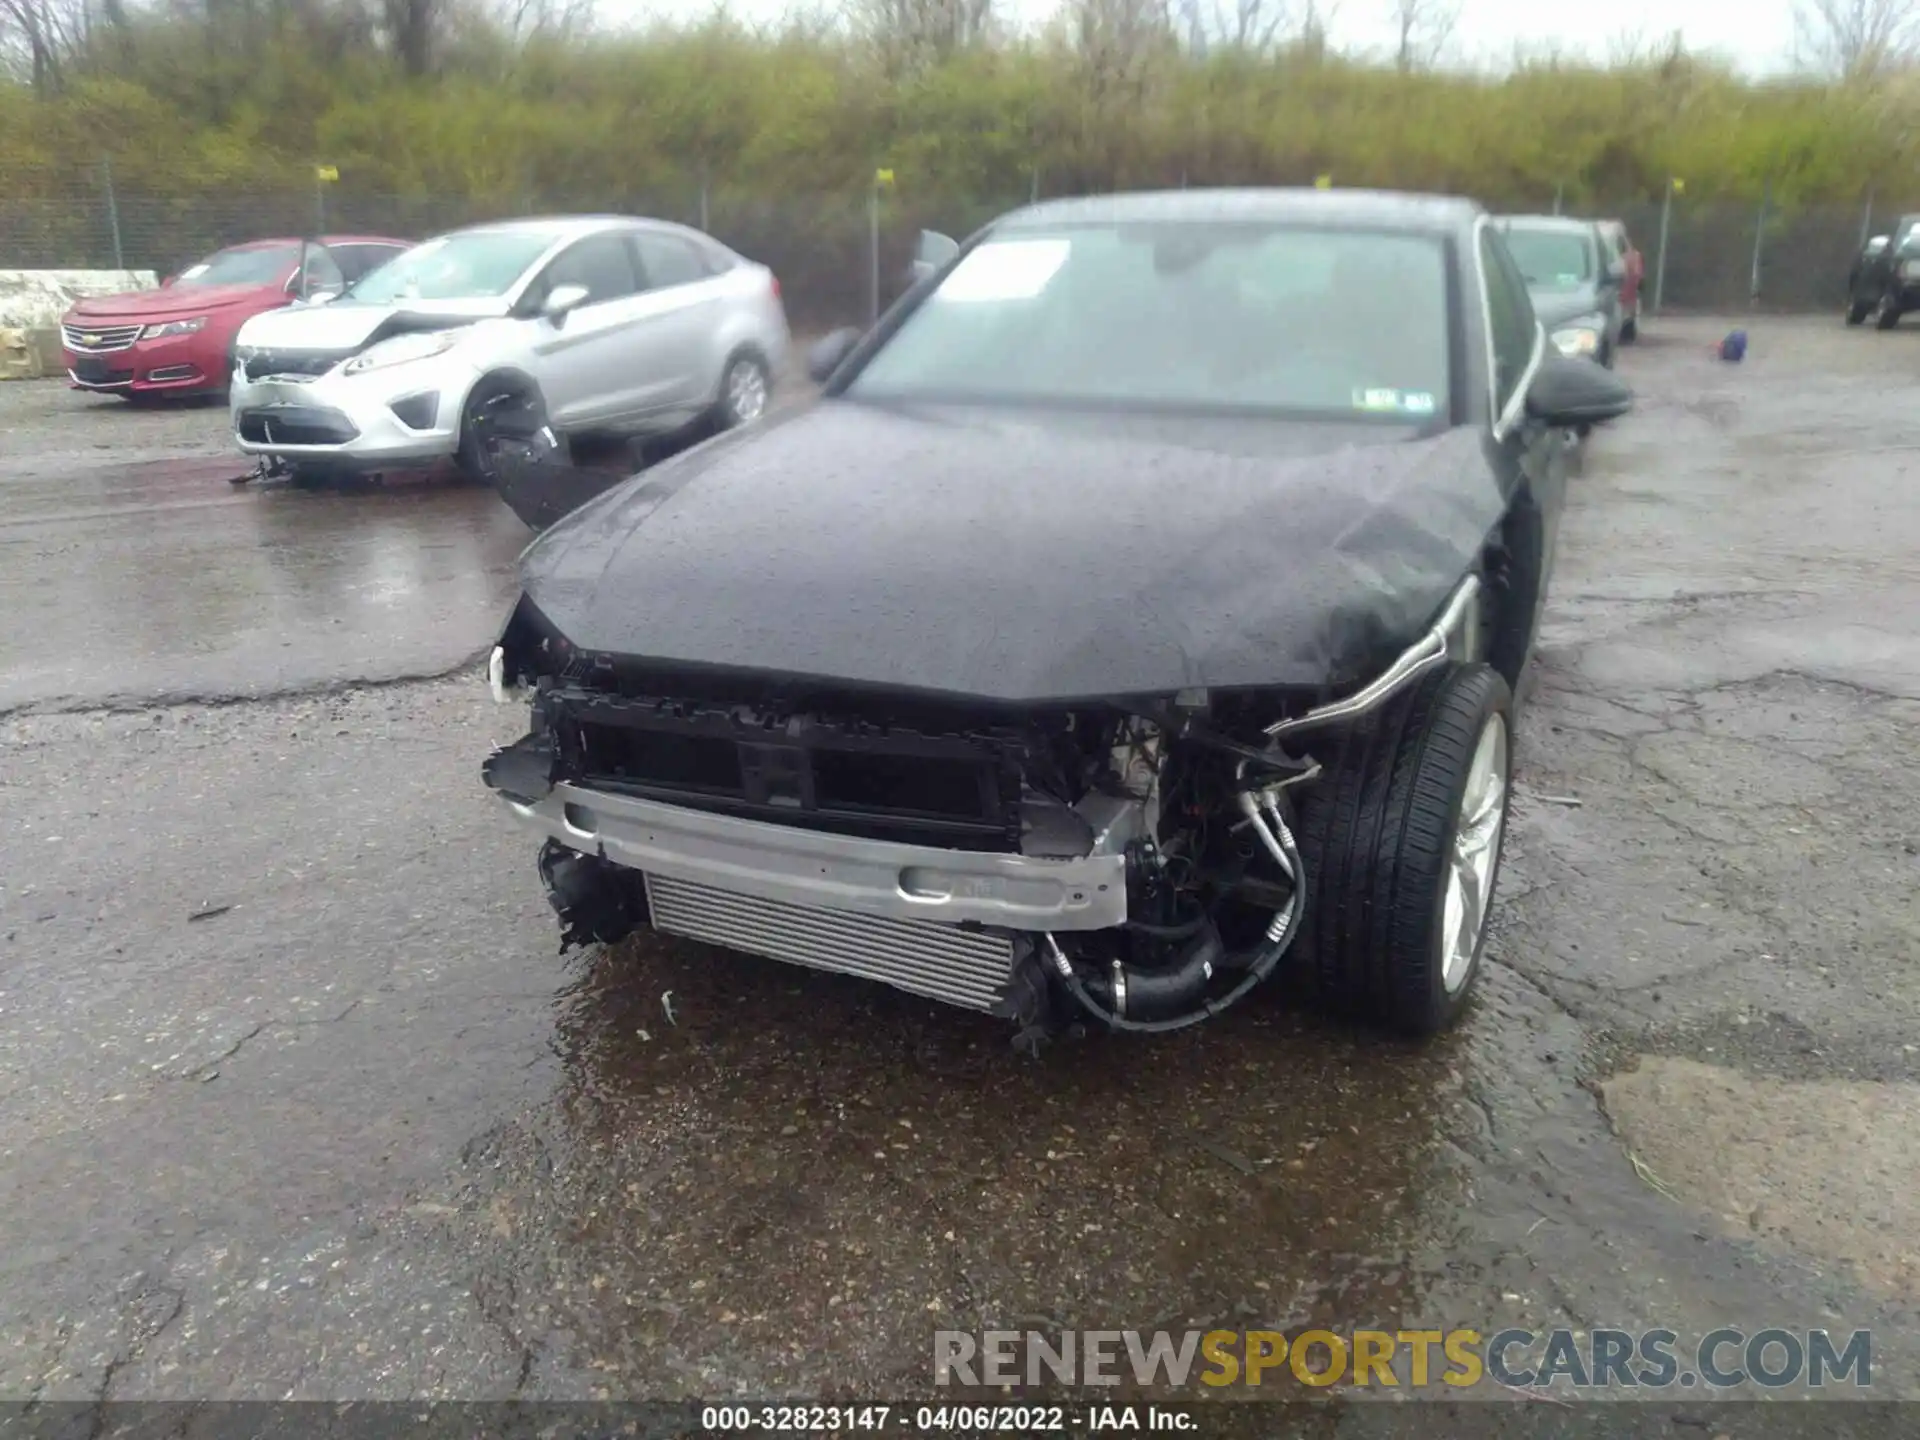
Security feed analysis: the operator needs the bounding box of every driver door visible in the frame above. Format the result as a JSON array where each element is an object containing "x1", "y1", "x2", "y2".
[
  {"x1": 1480, "y1": 227, "x2": 1567, "y2": 682},
  {"x1": 521, "y1": 231, "x2": 646, "y2": 430}
]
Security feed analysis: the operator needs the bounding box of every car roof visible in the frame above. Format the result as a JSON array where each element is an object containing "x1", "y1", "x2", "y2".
[
  {"x1": 1494, "y1": 214, "x2": 1600, "y2": 236},
  {"x1": 440, "y1": 214, "x2": 672, "y2": 242},
  {"x1": 997, "y1": 188, "x2": 1484, "y2": 236},
  {"x1": 216, "y1": 236, "x2": 406, "y2": 250}
]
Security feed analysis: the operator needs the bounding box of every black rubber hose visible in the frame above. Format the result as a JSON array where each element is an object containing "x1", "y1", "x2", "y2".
[
  {"x1": 1049, "y1": 831, "x2": 1307, "y2": 1035},
  {"x1": 1121, "y1": 912, "x2": 1210, "y2": 940}
]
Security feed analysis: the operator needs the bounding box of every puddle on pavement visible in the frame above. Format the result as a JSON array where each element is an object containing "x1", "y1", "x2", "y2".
[
  {"x1": 441, "y1": 935, "x2": 1519, "y2": 1395},
  {"x1": 1603, "y1": 1055, "x2": 1920, "y2": 1303}
]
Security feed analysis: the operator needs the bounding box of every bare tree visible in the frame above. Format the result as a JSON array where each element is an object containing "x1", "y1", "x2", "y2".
[
  {"x1": 0, "y1": 0, "x2": 83, "y2": 89},
  {"x1": 1175, "y1": 0, "x2": 1286, "y2": 53},
  {"x1": 1794, "y1": 0, "x2": 1920, "y2": 78},
  {"x1": 850, "y1": 0, "x2": 993, "y2": 73},
  {"x1": 489, "y1": 0, "x2": 590, "y2": 43},
  {"x1": 1070, "y1": 0, "x2": 1171, "y2": 74},
  {"x1": 1389, "y1": 0, "x2": 1457, "y2": 70}
]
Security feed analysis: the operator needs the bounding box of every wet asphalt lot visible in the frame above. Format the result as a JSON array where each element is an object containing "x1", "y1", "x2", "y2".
[{"x1": 2, "y1": 317, "x2": 1918, "y2": 1425}]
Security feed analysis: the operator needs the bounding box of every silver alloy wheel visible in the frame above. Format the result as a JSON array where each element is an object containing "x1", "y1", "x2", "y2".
[
  {"x1": 1440, "y1": 711, "x2": 1510, "y2": 994},
  {"x1": 727, "y1": 359, "x2": 767, "y2": 424}
]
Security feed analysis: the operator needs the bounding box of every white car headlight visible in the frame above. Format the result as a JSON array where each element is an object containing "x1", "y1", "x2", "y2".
[
  {"x1": 1901, "y1": 259, "x2": 1920, "y2": 280},
  {"x1": 1551, "y1": 315, "x2": 1605, "y2": 358},
  {"x1": 342, "y1": 331, "x2": 460, "y2": 375},
  {"x1": 142, "y1": 316, "x2": 207, "y2": 339}
]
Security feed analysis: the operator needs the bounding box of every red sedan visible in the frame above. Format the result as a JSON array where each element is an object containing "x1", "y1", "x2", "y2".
[{"x1": 59, "y1": 235, "x2": 411, "y2": 401}]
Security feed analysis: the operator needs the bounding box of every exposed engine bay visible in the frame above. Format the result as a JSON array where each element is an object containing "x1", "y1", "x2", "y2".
[
  {"x1": 481, "y1": 606, "x2": 1400, "y2": 1048},
  {"x1": 480, "y1": 566, "x2": 1492, "y2": 1047}
]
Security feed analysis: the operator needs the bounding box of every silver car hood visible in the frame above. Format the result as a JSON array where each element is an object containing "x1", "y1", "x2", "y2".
[{"x1": 236, "y1": 295, "x2": 508, "y2": 351}]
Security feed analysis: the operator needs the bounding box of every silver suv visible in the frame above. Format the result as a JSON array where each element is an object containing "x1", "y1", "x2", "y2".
[{"x1": 229, "y1": 215, "x2": 790, "y2": 481}]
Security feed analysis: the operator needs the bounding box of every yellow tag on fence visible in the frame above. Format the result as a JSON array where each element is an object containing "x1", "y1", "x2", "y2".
[{"x1": 315, "y1": 165, "x2": 339, "y2": 183}]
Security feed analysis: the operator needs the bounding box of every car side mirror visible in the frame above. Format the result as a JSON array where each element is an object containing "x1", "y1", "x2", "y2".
[
  {"x1": 915, "y1": 229, "x2": 959, "y2": 273},
  {"x1": 1526, "y1": 353, "x2": 1633, "y2": 428},
  {"x1": 542, "y1": 283, "x2": 591, "y2": 326},
  {"x1": 806, "y1": 326, "x2": 862, "y2": 385},
  {"x1": 159, "y1": 274, "x2": 176, "y2": 289},
  {"x1": 302, "y1": 290, "x2": 338, "y2": 306}
]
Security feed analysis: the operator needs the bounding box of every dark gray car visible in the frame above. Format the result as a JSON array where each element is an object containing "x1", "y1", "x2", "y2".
[
  {"x1": 481, "y1": 189, "x2": 1634, "y2": 1051},
  {"x1": 1492, "y1": 214, "x2": 1625, "y2": 368}
]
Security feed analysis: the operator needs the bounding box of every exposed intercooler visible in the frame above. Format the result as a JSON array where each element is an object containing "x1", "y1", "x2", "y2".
[{"x1": 642, "y1": 872, "x2": 1019, "y2": 1012}]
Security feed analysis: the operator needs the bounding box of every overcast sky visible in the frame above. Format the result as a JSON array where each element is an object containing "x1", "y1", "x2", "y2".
[{"x1": 602, "y1": 0, "x2": 1801, "y2": 75}]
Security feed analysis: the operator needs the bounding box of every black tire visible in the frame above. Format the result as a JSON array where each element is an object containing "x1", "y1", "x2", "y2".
[
  {"x1": 1875, "y1": 287, "x2": 1902, "y2": 330},
  {"x1": 713, "y1": 350, "x2": 770, "y2": 430},
  {"x1": 1290, "y1": 662, "x2": 1515, "y2": 1037},
  {"x1": 1846, "y1": 297, "x2": 1872, "y2": 326},
  {"x1": 457, "y1": 374, "x2": 548, "y2": 485}
]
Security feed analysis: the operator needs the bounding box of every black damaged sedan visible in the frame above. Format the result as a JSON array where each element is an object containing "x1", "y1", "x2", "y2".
[{"x1": 480, "y1": 189, "x2": 1632, "y2": 1048}]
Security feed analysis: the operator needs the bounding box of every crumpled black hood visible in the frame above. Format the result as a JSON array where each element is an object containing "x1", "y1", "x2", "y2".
[{"x1": 513, "y1": 400, "x2": 1508, "y2": 704}]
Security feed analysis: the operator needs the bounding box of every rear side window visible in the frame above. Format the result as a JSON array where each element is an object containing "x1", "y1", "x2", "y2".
[
  {"x1": 636, "y1": 233, "x2": 712, "y2": 290},
  {"x1": 1478, "y1": 229, "x2": 1538, "y2": 415},
  {"x1": 541, "y1": 234, "x2": 641, "y2": 305}
]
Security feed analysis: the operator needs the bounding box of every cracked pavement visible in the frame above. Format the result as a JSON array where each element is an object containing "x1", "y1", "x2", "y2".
[{"x1": 1, "y1": 315, "x2": 1917, "y2": 1416}]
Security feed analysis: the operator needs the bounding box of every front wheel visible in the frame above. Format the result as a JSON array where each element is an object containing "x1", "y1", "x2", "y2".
[
  {"x1": 1290, "y1": 663, "x2": 1515, "y2": 1037},
  {"x1": 1876, "y1": 287, "x2": 1903, "y2": 330},
  {"x1": 456, "y1": 375, "x2": 549, "y2": 486}
]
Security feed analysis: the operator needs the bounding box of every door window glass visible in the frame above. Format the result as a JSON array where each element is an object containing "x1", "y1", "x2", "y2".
[
  {"x1": 1479, "y1": 229, "x2": 1538, "y2": 414},
  {"x1": 636, "y1": 233, "x2": 711, "y2": 290},
  {"x1": 542, "y1": 234, "x2": 641, "y2": 306}
]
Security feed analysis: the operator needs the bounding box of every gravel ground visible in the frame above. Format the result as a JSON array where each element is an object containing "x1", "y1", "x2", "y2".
[{"x1": 1, "y1": 316, "x2": 1918, "y2": 1425}]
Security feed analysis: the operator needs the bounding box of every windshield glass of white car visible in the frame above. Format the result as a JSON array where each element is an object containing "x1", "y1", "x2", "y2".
[
  {"x1": 1500, "y1": 227, "x2": 1594, "y2": 289},
  {"x1": 343, "y1": 229, "x2": 561, "y2": 303},
  {"x1": 846, "y1": 223, "x2": 1450, "y2": 421}
]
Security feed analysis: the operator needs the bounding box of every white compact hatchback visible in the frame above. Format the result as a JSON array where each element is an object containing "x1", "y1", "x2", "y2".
[{"x1": 229, "y1": 215, "x2": 791, "y2": 483}]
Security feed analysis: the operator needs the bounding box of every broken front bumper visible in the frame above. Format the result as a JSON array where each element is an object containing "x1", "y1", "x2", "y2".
[{"x1": 491, "y1": 782, "x2": 1129, "y2": 934}]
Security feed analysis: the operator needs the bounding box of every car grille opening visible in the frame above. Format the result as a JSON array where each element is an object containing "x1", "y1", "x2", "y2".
[
  {"x1": 69, "y1": 363, "x2": 135, "y2": 388},
  {"x1": 62, "y1": 323, "x2": 142, "y2": 353},
  {"x1": 551, "y1": 689, "x2": 1025, "y2": 852},
  {"x1": 236, "y1": 405, "x2": 360, "y2": 446},
  {"x1": 242, "y1": 350, "x2": 350, "y2": 382}
]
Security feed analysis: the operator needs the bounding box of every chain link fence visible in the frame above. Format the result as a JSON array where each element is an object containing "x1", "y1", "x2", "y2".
[
  {"x1": 0, "y1": 163, "x2": 1909, "y2": 324},
  {"x1": 0, "y1": 173, "x2": 1027, "y2": 330}
]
